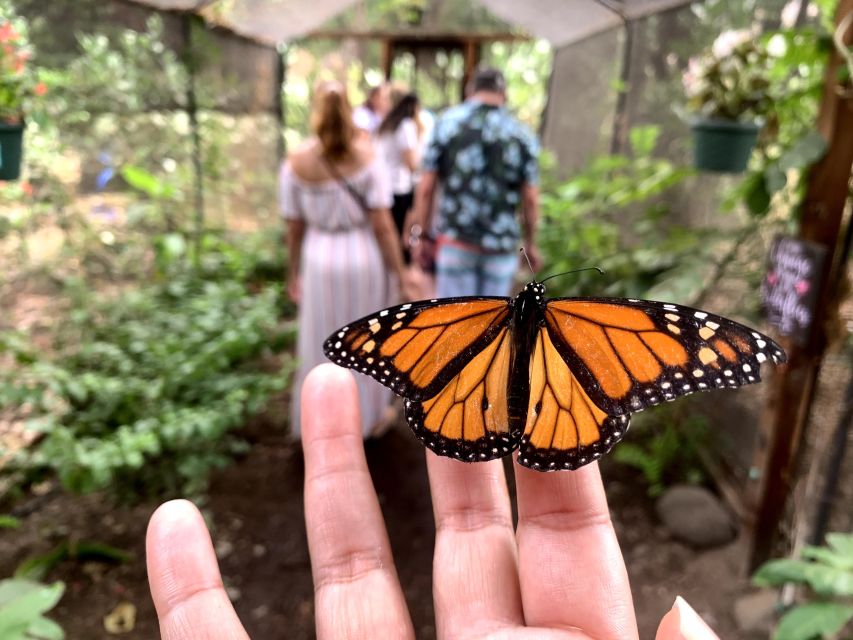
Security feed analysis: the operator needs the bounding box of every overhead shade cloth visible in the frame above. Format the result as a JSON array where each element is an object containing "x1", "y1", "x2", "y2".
[{"x1": 124, "y1": 0, "x2": 693, "y2": 47}]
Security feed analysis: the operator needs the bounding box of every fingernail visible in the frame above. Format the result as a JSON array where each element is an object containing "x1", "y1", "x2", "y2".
[{"x1": 655, "y1": 596, "x2": 720, "y2": 640}]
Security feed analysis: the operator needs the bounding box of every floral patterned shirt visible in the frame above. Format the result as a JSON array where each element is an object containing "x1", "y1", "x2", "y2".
[{"x1": 421, "y1": 100, "x2": 539, "y2": 252}]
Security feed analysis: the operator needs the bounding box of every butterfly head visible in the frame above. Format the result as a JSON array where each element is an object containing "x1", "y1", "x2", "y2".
[{"x1": 524, "y1": 281, "x2": 546, "y2": 300}]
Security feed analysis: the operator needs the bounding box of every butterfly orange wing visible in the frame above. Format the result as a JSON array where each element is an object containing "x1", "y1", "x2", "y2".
[
  {"x1": 404, "y1": 326, "x2": 518, "y2": 461},
  {"x1": 518, "y1": 327, "x2": 629, "y2": 470},
  {"x1": 323, "y1": 297, "x2": 511, "y2": 401},
  {"x1": 543, "y1": 298, "x2": 786, "y2": 415}
]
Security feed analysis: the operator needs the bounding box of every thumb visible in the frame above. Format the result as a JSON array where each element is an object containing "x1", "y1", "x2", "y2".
[
  {"x1": 147, "y1": 500, "x2": 249, "y2": 639},
  {"x1": 655, "y1": 596, "x2": 720, "y2": 640}
]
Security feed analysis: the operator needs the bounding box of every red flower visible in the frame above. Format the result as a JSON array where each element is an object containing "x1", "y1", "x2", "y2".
[
  {"x1": 21, "y1": 181, "x2": 33, "y2": 196},
  {"x1": 34, "y1": 82, "x2": 46, "y2": 96},
  {"x1": 0, "y1": 23, "x2": 17, "y2": 43}
]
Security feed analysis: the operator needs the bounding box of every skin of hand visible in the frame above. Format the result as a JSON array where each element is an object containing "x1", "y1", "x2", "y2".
[{"x1": 146, "y1": 364, "x2": 719, "y2": 639}]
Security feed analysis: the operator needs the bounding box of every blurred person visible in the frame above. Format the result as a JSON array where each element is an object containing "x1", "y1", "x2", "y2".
[
  {"x1": 147, "y1": 364, "x2": 722, "y2": 640},
  {"x1": 279, "y1": 80, "x2": 414, "y2": 439},
  {"x1": 408, "y1": 67, "x2": 541, "y2": 298},
  {"x1": 352, "y1": 82, "x2": 392, "y2": 135},
  {"x1": 376, "y1": 92, "x2": 422, "y2": 241}
]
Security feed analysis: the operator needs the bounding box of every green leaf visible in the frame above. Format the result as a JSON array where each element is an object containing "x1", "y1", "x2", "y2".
[
  {"x1": 629, "y1": 125, "x2": 661, "y2": 157},
  {"x1": 801, "y1": 544, "x2": 853, "y2": 570},
  {"x1": 0, "y1": 515, "x2": 21, "y2": 529},
  {"x1": 778, "y1": 131, "x2": 827, "y2": 172},
  {"x1": 120, "y1": 165, "x2": 175, "y2": 200},
  {"x1": 774, "y1": 602, "x2": 853, "y2": 640},
  {"x1": 743, "y1": 172, "x2": 772, "y2": 215},
  {"x1": 753, "y1": 558, "x2": 853, "y2": 596},
  {"x1": 25, "y1": 616, "x2": 64, "y2": 640},
  {"x1": 826, "y1": 533, "x2": 853, "y2": 564},
  {"x1": 0, "y1": 580, "x2": 64, "y2": 633},
  {"x1": 754, "y1": 559, "x2": 812, "y2": 587},
  {"x1": 765, "y1": 164, "x2": 787, "y2": 194}
]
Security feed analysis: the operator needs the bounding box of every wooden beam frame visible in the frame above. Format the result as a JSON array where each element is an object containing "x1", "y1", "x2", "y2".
[{"x1": 748, "y1": 0, "x2": 853, "y2": 569}]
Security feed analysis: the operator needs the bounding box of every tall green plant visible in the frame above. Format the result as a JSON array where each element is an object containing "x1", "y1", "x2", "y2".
[{"x1": 753, "y1": 533, "x2": 853, "y2": 640}]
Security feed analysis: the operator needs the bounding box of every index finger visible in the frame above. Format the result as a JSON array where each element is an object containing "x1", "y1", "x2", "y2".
[
  {"x1": 146, "y1": 500, "x2": 249, "y2": 640},
  {"x1": 514, "y1": 462, "x2": 638, "y2": 639},
  {"x1": 302, "y1": 364, "x2": 414, "y2": 639}
]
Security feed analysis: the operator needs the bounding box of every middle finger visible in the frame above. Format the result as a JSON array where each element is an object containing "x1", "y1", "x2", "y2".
[{"x1": 427, "y1": 454, "x2": 524, "y2": 637}]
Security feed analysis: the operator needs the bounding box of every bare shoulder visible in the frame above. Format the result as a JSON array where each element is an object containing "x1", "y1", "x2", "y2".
[
  {"x1": 352, "y1": 134, "x2": 376, "y2": 165},
  {"x1": 288, "y1": 139, "x2": 322, "y2": 180}
]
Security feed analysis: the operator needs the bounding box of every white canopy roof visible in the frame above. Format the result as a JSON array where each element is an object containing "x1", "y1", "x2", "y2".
[{"x1": 128, "y1": 0, "x2": 693, "y2": 47}]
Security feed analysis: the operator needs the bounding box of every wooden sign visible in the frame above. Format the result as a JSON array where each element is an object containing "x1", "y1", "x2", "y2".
[{"x1": 761, "y1": 235, "x2": 827, "y2": 346}]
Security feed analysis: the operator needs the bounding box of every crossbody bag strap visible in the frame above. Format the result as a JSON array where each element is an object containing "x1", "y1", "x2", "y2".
[{"x1": 320, "y1": 155, "x2": 371, "y2": 214}]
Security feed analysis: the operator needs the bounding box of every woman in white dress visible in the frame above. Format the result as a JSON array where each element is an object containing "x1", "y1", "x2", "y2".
[
  {"x1": 376, "y1": 92, "x2": 422, "y2": 240},
  {"x1": 280, "y1": 81, "x2": 414, "y2": 438}
]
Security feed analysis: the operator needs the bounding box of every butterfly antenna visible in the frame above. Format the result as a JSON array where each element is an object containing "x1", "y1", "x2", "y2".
[
  {"x1": 540, "y1": 266, "x2": 605, "y2": 284},
  {"x1": 519, "y1": 247, "x2": 535, "y2": 276}
]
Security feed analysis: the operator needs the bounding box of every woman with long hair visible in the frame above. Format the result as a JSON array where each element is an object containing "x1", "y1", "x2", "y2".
[
  {"x1": 377, "y1": 92, "x2": 422, "y2": 239},
  {"x1": 280, "y1": 80, "x2": 414, "y2": 438}
]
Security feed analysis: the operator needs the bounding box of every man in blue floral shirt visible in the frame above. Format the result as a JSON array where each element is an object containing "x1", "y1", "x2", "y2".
[{"x1": 409, "y1": 67, "x2": 541, "y2": 297}]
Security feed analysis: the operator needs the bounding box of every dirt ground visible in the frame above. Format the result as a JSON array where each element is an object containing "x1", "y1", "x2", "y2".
[{"x1": 0, "y1": 406, "x2": 772, "y2": 640}]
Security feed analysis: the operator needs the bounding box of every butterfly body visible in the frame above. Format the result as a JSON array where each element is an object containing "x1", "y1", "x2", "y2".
[{"x1": 323, "y1": 281, "x2": 786, "y2": 471}]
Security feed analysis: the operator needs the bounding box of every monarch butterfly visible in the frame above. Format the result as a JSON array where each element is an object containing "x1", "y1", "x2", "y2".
[{"x1": 323, "y1": 281, "x2": 786, "y2": 471}]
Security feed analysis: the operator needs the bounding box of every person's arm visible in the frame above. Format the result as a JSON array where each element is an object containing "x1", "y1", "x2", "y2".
[
  {"x1": 370, "y1": 208, "x2": 406, "y2": 279},
  {"x1": 402, "y1": 148, "x2": 419, "y2": 173},
  {"x1": 407, "y1": 170, "x2": 437, "y2": 241},
  {"x1": 520, "y1": 182, "x2": 542, "y2": 273},
  {"x1": 286, "y1": 219, "x2": 305, "y2": 303},
  {"x1": 399, "y1": 119, "x2": 420, "y2": 173}
]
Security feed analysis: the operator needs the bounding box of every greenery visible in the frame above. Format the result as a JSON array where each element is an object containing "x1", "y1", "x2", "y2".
[
  {"x1": 0, "y1": 578, "x2": 64, "y2": 640},
  {"x1": 683, "y1": 29, "x2": 775, "y2": 121},
  {"x1": 611, "y1": 405, "x2": 708, "y2": 496},
  {"x1": 727, "y1": 24, "x2": 832, "y2": 217},
  {"x1": 753, "y1": 533, "x2": 853, "y2": 640},
  {"x1": 0, "y1": 270, "x2": 293, "y2": 499},
  {"x1": 537, "y1": 125, "x2": 724, "y2": 302},
  {"x1": 0, "y1": 1, "x2": 45, "y2": 122},
  {"x1": 15, "y1": 540, "x2": 130, "y2": 582}
]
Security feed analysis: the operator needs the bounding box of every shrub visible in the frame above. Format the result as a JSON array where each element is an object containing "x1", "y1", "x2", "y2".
[{"x1": 1, "y1": 276, "x2": 293, "y2": 499}]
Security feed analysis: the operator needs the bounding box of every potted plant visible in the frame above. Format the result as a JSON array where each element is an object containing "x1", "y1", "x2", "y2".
[
  {"x1": 0, "y1": 17, "x2": 45, "y2": 181},
  {"x1": 683, "y1": 30, "x2": 774, "y2": 173}
]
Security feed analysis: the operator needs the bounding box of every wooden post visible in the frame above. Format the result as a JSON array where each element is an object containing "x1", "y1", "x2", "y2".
[
  {"x1": 462, "y1": 38, "x2": 480, "y2": 98},
  {"x1": 748, "y1": 0, "x2": 853, "y2": 569},
  {"x1": 381, "y1": 38, "x2": 394, "y2": 80}
]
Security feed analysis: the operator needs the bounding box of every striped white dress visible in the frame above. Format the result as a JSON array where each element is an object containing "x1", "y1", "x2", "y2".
[{"x1": 280, "y1": 159, "x2": 397, "y2": 438}]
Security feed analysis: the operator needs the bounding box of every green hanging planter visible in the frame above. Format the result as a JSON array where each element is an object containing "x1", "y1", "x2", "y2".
[
  {"x1": 0, "y1": 120, "x2": 24, "y2": 181},
  {"x1": 690, "y1": 117, "x2": 760, "y2": 173}
]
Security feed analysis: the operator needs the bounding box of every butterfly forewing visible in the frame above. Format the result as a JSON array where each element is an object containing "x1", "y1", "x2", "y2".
[
  {"x1": 517, "y1": 327, "x2": 629, "y2": 471},
  {"x1": 543, "y1": 298, "x2": 787, "y2": 416},
  {"x1": 404, "y1": 326, "x2": 518, "y2": 462},
  {"x1": 323, "y1": 297, "x2": 511, "y2": 401}
]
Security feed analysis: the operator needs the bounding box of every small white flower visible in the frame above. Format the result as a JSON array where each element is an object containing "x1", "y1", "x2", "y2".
[
  {"x1": 767, "y1": 33, "x2": 787, "y2": 57},
  {"x1": 712, "y1": 29, "x2": 752, "y2": 59}
]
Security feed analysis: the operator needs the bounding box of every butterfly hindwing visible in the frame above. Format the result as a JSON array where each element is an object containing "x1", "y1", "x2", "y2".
[
  {"x1": 543, "y1": 298, "x2": 787, "y2": 415},
  {"x1": 517, "y1": 327, "x2": 629, "y2": 471},
  {"x1": 404, "y1": 326, "x2": 518, "y2": 462},
  {"x1": 323, "y1": 297, "x2": 511, "y2": 401}
]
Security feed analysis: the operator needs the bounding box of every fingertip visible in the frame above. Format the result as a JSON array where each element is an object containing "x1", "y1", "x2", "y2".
[
  {"x1": 303, "y1": 362, "x2": 356, "y2": 396},
  {"x1": 301, "y1": 364, "x2": 361, "y2": 444},
  {"x1": 655, "y1": 596, "x2": 721, "y2": 640}
]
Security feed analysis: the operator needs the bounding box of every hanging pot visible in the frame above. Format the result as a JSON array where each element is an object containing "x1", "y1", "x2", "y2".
[
  {"x1": 690, "y1": 117, "x2": 760, "y2": 173},
  {"x1": 0, "y1": 120, "x2": 24, "y2": 181}
]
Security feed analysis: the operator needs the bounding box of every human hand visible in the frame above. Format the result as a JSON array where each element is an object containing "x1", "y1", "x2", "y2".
[
  {"x1": 147, "y1": 364, "x2": 720, "y2": 639},
  {"x1": 287, "y1": 275, "x2": 301, "y2": 304}
]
